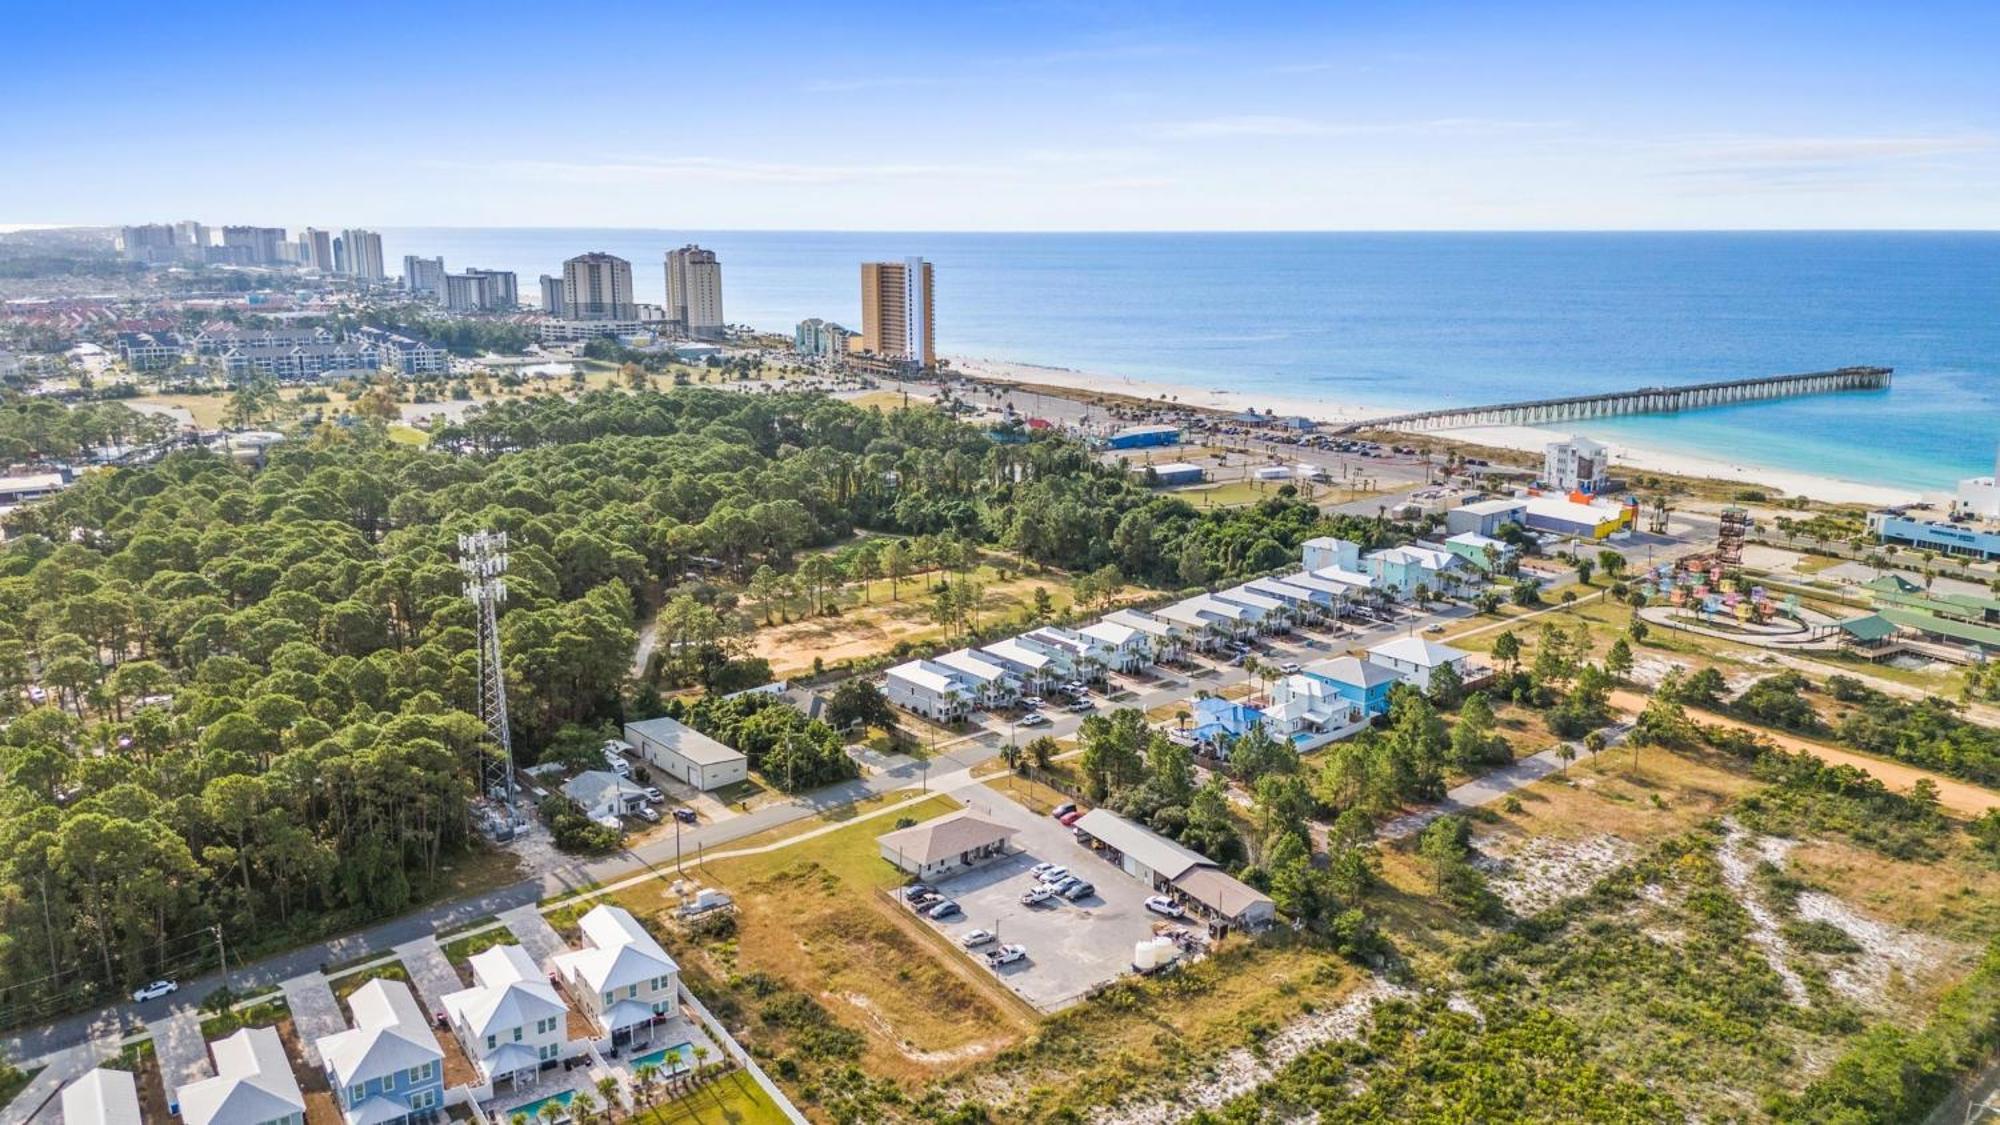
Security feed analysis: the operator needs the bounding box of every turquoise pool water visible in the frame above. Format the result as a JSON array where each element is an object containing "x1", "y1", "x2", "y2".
[
  {"x1": 631, "y1": 1041, "x2": 695, "y2": 1075},
  {"x1": 507, "y1": 1089, "x2": 574, "y2": 1122}
]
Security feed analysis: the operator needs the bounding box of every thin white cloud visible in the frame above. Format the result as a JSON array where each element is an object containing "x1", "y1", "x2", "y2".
[
  {"x1": 467, "y1": 156, "x2": 1006, "y2": 186},
  {"x1": 1150, "y1": 115, "x2": 1567, "y2": 140},
  {"x1": 1675, "y1": 134, "x2": 1992, "y2": 165},
  {"x1": 800, "y1": 75, "x2": 940, "y2": 94},
  {"x1": 1661, "y1": 133, "x2": 1995, "y2": 190}
]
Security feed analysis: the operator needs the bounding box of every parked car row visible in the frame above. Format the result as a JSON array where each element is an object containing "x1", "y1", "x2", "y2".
[
  {"x1": 903, "y1": 884, "x2": 961, "y2": 919},
  {"x1": 1027, "y1": 860, "x2": 1094, "y2": 901}
]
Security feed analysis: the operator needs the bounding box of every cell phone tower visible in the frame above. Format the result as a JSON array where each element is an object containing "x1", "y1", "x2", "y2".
[{"x1": 459, "y1": 531, "x2": 517, "y2": 819}]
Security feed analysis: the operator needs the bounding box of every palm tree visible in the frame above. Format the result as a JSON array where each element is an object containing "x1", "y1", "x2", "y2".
[
  {"x1": 633, "y1": 1063, "x2": 659, "y2": 1106},
  {"x1": 570, "y1": 1090, "x2": 598, "y2": 1125},
  {"x1": 595, "y1": 1075, "x2": 621, "y2": 1119},
  {"x1": 692, "y1": 1044, "x2": 711, "y2": 1079}
]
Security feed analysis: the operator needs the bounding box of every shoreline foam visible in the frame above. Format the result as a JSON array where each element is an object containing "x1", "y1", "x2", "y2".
[{"x1": 947, "y1": 355, "x2": 1921, "y2": 508}]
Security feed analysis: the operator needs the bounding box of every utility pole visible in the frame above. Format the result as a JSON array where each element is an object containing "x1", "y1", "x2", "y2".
[
  {"x1": 211, "y1": 924, "x2": 228, "y2": 990},
  {"x1": 459, "y1": 532, "x2": 518, "y2": 825}
]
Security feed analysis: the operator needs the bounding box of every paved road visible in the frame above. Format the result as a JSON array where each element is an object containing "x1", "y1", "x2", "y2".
[{"x1": 0, "y1": 603, "x2": 1475, "y2": 1067}]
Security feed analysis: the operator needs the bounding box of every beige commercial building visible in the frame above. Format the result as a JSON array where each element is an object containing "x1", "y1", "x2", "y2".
[
  {"x1": 563, "y1": 252, "x2": 636, "y2": 321},
  {"x1": 664, "y1": 245, "x2": 725, "y2": 338},
  {"x1": 860, "y1": 256, "x2": 934, "y2": 367}
]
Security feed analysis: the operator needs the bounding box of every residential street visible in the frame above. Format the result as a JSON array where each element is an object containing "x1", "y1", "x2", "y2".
[{"x1": 0, "y1": 597, "x2": 1504, "y2": 1069}]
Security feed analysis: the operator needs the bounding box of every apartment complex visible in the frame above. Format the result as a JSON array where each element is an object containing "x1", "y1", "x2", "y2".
[
  {"x1": 443, "y1": 269, "x2": 518, "y2": 312},
  {"x1": 538, "y1": 275, "x2": 564, "y2": 317},
  {"x1": 794, "y1": 317, "x2": 856, "y2": 359},
  {"x1": 117, "y1": 223, "x2": 182, "y2": 263},
  {"x1": 221, "y1": 226, "x2": 289, "y2": 266},
  {"x1": 403, "y1": 255, "x2": 446, "y2": 297},
  {"x1": 664, "y1": 245, "x2": 725, "y2": 338},
  {"x1": 859, "y1": 256, "x2": 934, "y2": 367},
  {"x1": 562, "y1": 252, "x2": 636, "y2": 321},
  {"x1": 342, "y1": 229, "x2": 386, "y2": 280},
  {"x1": 298, "y1": 228, "x2": 334, "y2": 273},
  {"x1": 1543, "y1": 435, "x2": 1610, "y2": 493}
]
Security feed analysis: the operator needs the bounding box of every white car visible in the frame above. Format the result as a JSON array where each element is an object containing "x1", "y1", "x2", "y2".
[
  {"x1": 1019, "y1": 696, "x2": 1044, "y2": 708},
  {"x1": 1145, "y1": 895, "x2": 1186, "y2": 919},
  {"x1": 634, "y1": 806, "x2": 661, "y2": 823},
  {"x1": 1018, "y1": 712, "x2": 1051, "y2": 728},
  {"x1": 640, "y1": 787, "x2": 664, "y2": 802},
  {"x1": 1030, "y1": 861, "x2": 1059, "y2": 877},
  {"x1": 986, "y1": 944, "x2": 1027, "y2": 967},
  {"x1": 1019, "y1": 886, "x2": 1055, "y2": 906},
  {"x1": 131, "y1": 979, "x2": 178, "y2": 1003},
  {"x1": 1036, "y1": 865, "x2": 1069, "y2": 884},
  {"x1": 960, "y1": 929, "x2": 996, "y2": 948}
]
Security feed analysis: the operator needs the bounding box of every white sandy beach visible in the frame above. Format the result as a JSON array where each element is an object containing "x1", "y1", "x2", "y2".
[{"x1": 948, "y1": 355, "x2": 1922, "y2": 508}]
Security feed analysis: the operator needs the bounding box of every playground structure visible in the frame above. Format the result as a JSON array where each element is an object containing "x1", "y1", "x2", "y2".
[
  {"x1": 1635, "y1": 556, "x2": 1851, "y2": 650},
  {"x1": 1641, "y1": 558, "x2": 1810, "y2": 630}
]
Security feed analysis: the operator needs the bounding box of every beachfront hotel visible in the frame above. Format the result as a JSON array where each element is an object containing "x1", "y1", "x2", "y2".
[
  {"x1": 562, "y1": 252, "x2": 637, "y2": 321},
  {"x1": 860, "y1": 256, "x2": 935, "y2": 368},
  {"x1": 664, "y1": 245, "x2": 725, "y2": 338}
]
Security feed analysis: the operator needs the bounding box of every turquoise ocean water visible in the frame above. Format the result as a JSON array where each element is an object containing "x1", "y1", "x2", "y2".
[{"x1": 380, "y1": 230, "x2": 2000, "y2": 491}]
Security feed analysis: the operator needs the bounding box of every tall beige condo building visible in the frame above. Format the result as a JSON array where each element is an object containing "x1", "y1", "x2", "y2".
[
  {"x1": 664, "y1": 245, "x2": 725, "y2": 339},
  {"x1": 562, "y1": 252, "x2": 636, "y2": 320},
  {"x1": 860, "y1": 257, "x2": 934, "y2": 367}
]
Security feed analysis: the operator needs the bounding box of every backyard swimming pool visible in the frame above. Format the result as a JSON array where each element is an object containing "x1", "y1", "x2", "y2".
[{"x1": 630, "y1": 1041, "x2": 695, "y2": 1076}]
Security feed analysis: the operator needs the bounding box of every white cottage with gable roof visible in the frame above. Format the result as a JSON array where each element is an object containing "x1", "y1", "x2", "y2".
[
  {"x1": 550, "y1": 905, "x2": 682, "y2": 1048},
  {"x1": 175, "y1": 1027, "x2": 306, "y2": 1125},
  {"x1": 441, "y1": 944, "x2": 572, "y2": 1090}
]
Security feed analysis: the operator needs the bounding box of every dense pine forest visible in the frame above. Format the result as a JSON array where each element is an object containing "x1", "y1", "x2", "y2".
[{"x1": 0, "y1": 388, "x2": 1367, "y2": 1027}]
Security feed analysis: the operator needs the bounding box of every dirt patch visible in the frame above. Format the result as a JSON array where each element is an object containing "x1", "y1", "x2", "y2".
[
  {"x1": 1715, "y1": 821, "x2": 1809, "y2": 1005},
  {"x1": 1088, "y1": 977, "x2": 1412, "y2": 1125},
  {"x1": 839, "y1": 992, "x2": 1007, "y2": 1065},
  {"x1": 1474, "y1": 832, "x2": 1639, "y2": 916}
]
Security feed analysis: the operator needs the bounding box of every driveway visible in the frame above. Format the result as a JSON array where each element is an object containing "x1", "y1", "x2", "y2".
[
  {"x1": 498, "y1": 905, "x2": 569, "y2": 966},
  {"x1": 392, "y1": 937, "x2": 465, "y2": 1016},
  {"x1": 152, "y1": 1008, "x2": 214, "y2": 1096},
  {"x1": 279, "y1": 972, "x2": 345, "y2": 1065}
]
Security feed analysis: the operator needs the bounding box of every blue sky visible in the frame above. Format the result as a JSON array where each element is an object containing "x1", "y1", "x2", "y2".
[{"x1": 4, "y1": 0, "x2": 1996, "y2": 229}]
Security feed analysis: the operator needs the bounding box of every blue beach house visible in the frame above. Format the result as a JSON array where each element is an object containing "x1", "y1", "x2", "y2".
[
  {"x1": 1189, "y1": 696, "x2": 1264, "y2": 749},
  {"x1": 1301, "y1": 656, "x2": 1400, "y2": 719},
  {"x1": 315, "y1": 979, "x2": 446, "y2": 1125}
]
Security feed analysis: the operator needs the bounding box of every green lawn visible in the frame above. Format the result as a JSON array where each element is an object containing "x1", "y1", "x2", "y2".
[
  {"x1": 330, "y1": 959, "x2": 411, "y2": 1004},
  {"x1": 634, "y1": 1071, "x2": 790, "y2": 1124}
]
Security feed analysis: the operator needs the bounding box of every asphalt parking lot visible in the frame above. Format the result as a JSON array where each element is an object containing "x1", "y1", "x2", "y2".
[{"x1": 913, "y1": 786, "x2": 1167, "y2": 1012}]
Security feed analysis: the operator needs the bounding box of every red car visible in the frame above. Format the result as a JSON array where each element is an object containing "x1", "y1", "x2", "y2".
[{"x1": 1058, "y1": 809, "x2": 1085, "y2": 827}]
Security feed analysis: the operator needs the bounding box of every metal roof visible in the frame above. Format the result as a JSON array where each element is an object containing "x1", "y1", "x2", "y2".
[{"x1": 1072, "y1": 809, "x2": 1211, "y2": 881}]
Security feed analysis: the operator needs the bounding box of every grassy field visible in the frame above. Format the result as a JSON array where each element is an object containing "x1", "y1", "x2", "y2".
[
  {"x1": 634, "y1": 1071, "x2": 791, "y2": 1124},
  {"x1": 613, "y1": 792, "x2": 1038, "y2": 1102},
  {"x1": 744, "y1": 562, "x2": 1150, "y2": 678}
]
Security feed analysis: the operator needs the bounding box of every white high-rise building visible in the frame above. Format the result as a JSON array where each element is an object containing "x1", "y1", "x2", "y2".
[
  {"x1": 562, "y1": 252, "x2": 635, "y2": 321},
  {"x1": 342, "y1": 229, "x2": 385, "y2": 280},
  {"x1": 539, "y1": 274, "x2": 565, "y2": 317},
  {"x1": 298, "y1": 228, "x2": 334, "y2": 272},
  {"x1": 404, "y1": 255, "x2": 445, "y2": 296},
  {"x1": 664, "y1": 245, "x2": 725, "y2": 338},
  {"x1": 1543, "y1": 435, "x2": 1610, "y2": 494}
]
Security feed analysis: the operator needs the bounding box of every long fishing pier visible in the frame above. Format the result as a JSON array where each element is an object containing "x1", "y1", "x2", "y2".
[{"x1": 1331, "y1": 365, "x2": 1891, "y2": 434}]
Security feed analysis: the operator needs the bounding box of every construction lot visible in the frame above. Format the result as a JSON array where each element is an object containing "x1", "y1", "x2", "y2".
[{"x1": 909, "y1": 787, "x2": 1178, "y2": 1012}]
